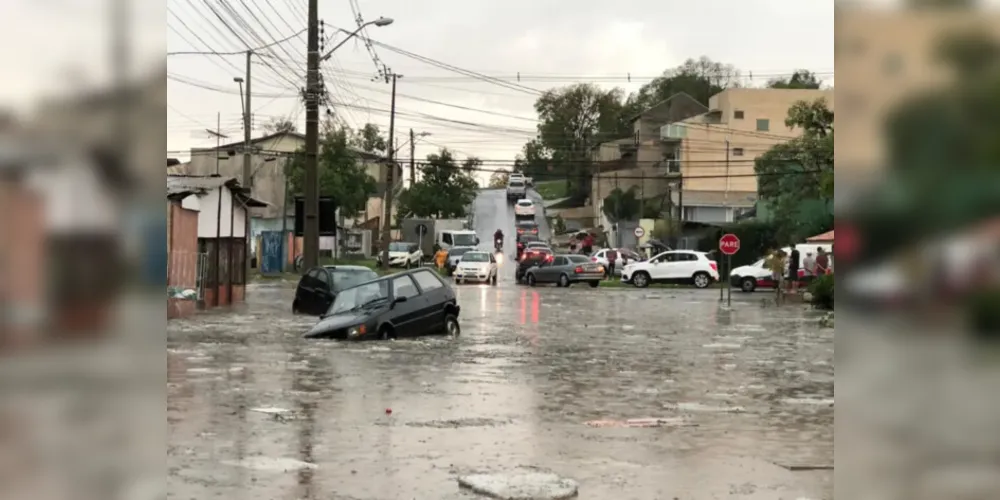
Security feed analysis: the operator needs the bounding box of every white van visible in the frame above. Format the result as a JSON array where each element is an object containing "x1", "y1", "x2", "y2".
[
  {"x1": 436, "y1": 229, "x2": 479, "y2": 251},
  {"x1": 729, "y1": 243, "x2": 832, "y2": 292}
]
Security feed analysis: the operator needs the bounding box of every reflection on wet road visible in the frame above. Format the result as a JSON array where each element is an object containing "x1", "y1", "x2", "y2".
[{"x1": 168, "y1": 280, "x2": 833, "y2": 499}]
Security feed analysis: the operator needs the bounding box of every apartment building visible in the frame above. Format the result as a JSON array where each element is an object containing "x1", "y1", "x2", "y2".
[
  {"x1": 835, "y1": 8, "x2": 1000, "y2": 182},
  {"x1": 660, "y1": 88, "x2": 834, "y2": 223}
]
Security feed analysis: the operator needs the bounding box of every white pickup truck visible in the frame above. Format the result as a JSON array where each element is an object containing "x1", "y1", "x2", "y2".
[{"x1": 506, "y1": 177, "x2": 526, "y2": 202}]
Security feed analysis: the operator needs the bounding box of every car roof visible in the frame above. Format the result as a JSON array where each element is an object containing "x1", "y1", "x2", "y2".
[
  {"x1": 517, "y1": 198, "x2": 533, "y2": 203},
  {"x1": 322, "y1": 265, "x2": 376, "y2": 272},
  {"x1": 515, "y1": 220, "x2": 538, "y2": 226},
  {"x1": 335, "y1": 267, "x2": 435, "y2": 290}
]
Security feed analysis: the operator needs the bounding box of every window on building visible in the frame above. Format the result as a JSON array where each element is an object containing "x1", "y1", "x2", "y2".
[
  {"x1": 732, "y1": 147, "x2": 744, "y2": 156},
  {"x1": 734, "y1": 110, "x2": 744, "y2": 119},
  {"x1": 756, "y1": 119, "x2": 769, "y2": 132}
]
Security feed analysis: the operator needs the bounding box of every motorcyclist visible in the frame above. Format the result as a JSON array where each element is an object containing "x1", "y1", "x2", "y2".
[{"x1": 493, "y1": 229, "x2": 504, "y2": 251}]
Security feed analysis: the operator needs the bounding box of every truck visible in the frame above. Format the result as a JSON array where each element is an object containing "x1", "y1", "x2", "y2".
[
  {"x1": 506, "y1": 177, "x2": 527, "y2": 203},
  {"x1": 400, "y1": 218, "x2": 472, "y2": 257}
]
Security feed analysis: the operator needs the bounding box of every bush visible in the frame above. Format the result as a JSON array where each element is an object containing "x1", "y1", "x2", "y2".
[{"x1": 808, "y1": 273, "x2": 835, "y2": 310}]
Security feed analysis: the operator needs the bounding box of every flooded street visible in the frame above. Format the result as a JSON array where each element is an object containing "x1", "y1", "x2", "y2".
[{"x1": 168, "y1": 279, "x2": 833, "y2": 499}]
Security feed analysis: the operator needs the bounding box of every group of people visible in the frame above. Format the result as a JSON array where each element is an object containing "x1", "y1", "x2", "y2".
[
  {"x1": 766, "y1": 246, "x2": 833, "y2": 293},
  {"x1": 568, "y1": 232, "x2": 596, "y2": 255}
]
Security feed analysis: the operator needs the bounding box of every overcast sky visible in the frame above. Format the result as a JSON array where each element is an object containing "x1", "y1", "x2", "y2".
[{"x1": 1, "y1": 0, "x2": 834, "y2": 177}]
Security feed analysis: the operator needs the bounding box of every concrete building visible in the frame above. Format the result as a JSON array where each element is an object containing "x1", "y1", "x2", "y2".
[
  {"x1": 660, "y1": 88, "x2": 834, "y2": 223},
  {"x1": 178, "y1": 130, "x2": 402, "y2": 257},
  {"x1": 167, "y1": 175, "x2": 266, "y2": 309}
]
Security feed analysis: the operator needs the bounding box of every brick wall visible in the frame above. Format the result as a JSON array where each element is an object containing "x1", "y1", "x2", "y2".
[{"x1": 0, "y1": 182, "x2": 45, "y2": 351}]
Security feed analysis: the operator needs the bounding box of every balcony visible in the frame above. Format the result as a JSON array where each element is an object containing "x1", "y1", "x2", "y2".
[{"x1": 659, "y1": 123, "x2": 686, "y2": 142}]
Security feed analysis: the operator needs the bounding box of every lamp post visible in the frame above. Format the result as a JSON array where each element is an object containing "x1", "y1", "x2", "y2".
[{"x1": 303, "y1": 14, "x2": 394, "y2": 269}]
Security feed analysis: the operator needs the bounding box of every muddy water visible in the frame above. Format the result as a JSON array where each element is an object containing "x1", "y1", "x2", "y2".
[{"x1": 168, "y1": 279, "x2": 833, "y2": 499}]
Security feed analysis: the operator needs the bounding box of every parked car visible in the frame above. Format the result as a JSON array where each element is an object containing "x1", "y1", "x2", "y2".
[
  {"x1": 591, "y1": 248, "x2": 643, "y2": 275},
  {"x1": 453, "y1": 251, "x2": 499, "y2": 285},
  {"x1": 729, "y1": 243, "x2": 832, "y2": 292},
  {"x1": 515, "y1": 220, "x2": 539, "y2": 237},
  {"x1": 376, "y1": 241, "x2": 423, "y2": 268},
  {"x1": 514, "y1": 198, "x2": 536, "y2": 219},
  {"x1": 515, "y1": 246, "x2": 554, "y2": 282},
  {"x1": 620, "y1": 250, "x2": 720, "y2": 288},
  {"x1": 524, "y1": 254, "x2": 603, "y2": 288},
  {"x1": 303, "y1": 268, "x2": 461, "y2": 340},
  {"x1": 293, "y1": 265, "x2": 380, "y2": 315},
  {"x1": 445, "y1": 246, "x2": 476, "y2": 276}
]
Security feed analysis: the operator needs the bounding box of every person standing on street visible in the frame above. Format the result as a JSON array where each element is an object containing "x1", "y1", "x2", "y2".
[
  {"x1": 582, "y1": 232, "x2": 594, "y2": 255},
  {"x1": 816, "y1": 248, "x2": 830, "y2": 275},
  {"x1": 788, "y1": 246, "x2": 801, "y2": 293},
  {"x1": 605, "y1": 248, "x2": 618, "y2": 279},
  {"x1": 802, "y1": 251, "x2": 816, "y2": 282}
]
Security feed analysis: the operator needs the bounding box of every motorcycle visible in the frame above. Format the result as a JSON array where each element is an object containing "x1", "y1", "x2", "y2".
[{"x1": 494, "y1": 237, "x2": 503, "y2": 252}]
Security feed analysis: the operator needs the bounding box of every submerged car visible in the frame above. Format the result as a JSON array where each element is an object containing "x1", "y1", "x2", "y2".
[
  {"x1": 293, "y1": 265, "x2": 379, "y2": 315},
  {"x1": 303, "y1": 268, "x2": 461, "y2": 340}
]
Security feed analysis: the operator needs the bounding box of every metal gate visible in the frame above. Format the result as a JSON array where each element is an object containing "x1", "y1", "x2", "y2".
[{"x1": 259, "y1": 231, "x2": 285, "y2": 274}]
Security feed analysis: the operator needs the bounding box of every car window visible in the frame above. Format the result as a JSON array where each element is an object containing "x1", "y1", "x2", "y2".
[
  {"x1": 331, "y1": 269, "x2": 378, "y2": 291},
  {"x1": 411, "y1": 270, "x2": 445, "y2": 292},
  {"x1": 409, "y1": 244, "x2": 418, "y2": 253},
  {"x1": 314, "y1": 269, "x2": 330, "y2": 284},
  {"x1": 449, "y1": 247, "x2": 471, "y2": 258},
  {"x1": 679, "y1": 253, "x2": 697, "y2": 261},
  {"x1": 568, "y1": 255, "x2": 590, "y2": 263},
  {"x1": 593, "y1": 249, "x2": 605, "y2": 258},
  {"x1": 392, "y1": 275, "x2": 420, "y2": 299},
  {"x1": 462, "y1": 253, "x2": 490, "y2": 262},
  {"x1": 442, "y1": 233, "x2": 452, "y2": 245},
  {"x1": 517, "y1": 200, "x2": 532, "y2": 206},
  {"x1": 388, "y1": 242, "x2": 409, "y2": 252},
  {"x1": 553, "y1": 257, "x2": 567, "y2": 266}
]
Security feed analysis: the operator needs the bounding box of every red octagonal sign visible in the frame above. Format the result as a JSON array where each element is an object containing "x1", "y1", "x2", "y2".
[{"x1": 719, "y1": 233, "x2": 740, "y2": 255}]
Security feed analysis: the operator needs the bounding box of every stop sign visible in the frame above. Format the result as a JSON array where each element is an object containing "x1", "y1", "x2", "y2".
[{"x1": 719, "y1": 233, "x2": 740, "y2": 255}]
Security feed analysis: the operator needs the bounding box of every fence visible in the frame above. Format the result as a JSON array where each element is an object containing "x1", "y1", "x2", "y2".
[{"x1": 168, "y1": 251, "x2": 208, "y2": 300}]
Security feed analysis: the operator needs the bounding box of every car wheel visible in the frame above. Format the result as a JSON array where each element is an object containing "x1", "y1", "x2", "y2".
[
  {"x1": 527, "y1": 274, "x2": 537, "y2": 287},
  {"x1": 632, "y1": 271, "x2": 651, "y2": 288},
  {"x1": 378, "y1": 325, "x2": 394, "y2": 341},
  {"x1": 455, "y1": 278, "x2": 463, "y2": 285},
  {"x1": 444, "y1": 314, "x2": 461, "y2": 337},
  {"x1": 558, "y1": 274, "x2": 570, "y2": 287},
  {"x1": 741, "y1": 277, "x2": 757, "y2": 293},
  {"x1": 292, "y1": 299, "x2": 300, "y2": 314},
  {"x1": 693, "y1": 272, "x2": 711, "y2": 289},
  {"x1": 588, "y1": 280, "x2": 599, "y2": 288}
]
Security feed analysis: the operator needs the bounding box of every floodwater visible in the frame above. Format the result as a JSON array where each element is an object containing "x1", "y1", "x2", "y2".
[
  {"x1": 167, "y1": 282, "x2": 833, "y2": 499},
  {"x1": 167, "y1": 188, "x2": 832, "y2": 499}
]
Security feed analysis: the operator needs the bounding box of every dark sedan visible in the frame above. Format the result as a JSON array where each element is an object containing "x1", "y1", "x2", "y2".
[
  {"x1": 515, "y1": 246, "x2": 553, "y2": 282},
  {"x1": 303, "y1": 268, "x2": 461, "y2": 340},
  {"x1": 293, "y1": 265, "x2": 379, "y2": 316},
  {"x1": 515, "y1": 220, "x2": 539, "y2": 238},
  {"x1": 524, "y1": 254, "x2": 603, "y2": 287}
]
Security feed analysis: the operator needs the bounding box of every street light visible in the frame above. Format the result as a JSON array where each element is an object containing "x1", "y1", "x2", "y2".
[{"x1": 320, "y1": 17, "x2": 394, "y2": 61}]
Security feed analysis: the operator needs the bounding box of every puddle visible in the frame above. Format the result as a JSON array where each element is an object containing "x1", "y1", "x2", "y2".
[
  {"x1": 249, "y1": 407, "x2": 291, "y2": 415},
  {"x1": 670, "y1": 402, "x2": 747, "y2": 413},
  {"x1": 221, "y1": 457, "x2": 317, "y2": 472},
  {"x1": 702, "y1": 343, "x2": 743, "y2": 349},
  {"x1": 584, "y1": 417, "x2": 695, "y2": 428},
  {"x1": 402, "y1": 417, "x2": 511, "y2": 428},
  {"x1": 781, "y1": 397, "x2": 834, "y2": 406}
]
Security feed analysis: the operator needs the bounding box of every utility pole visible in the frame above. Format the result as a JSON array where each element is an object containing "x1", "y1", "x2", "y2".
[
  {"x1": 303, "y1": 0, "x2": 320, "y2": 270},
  {"x1": 379, "y1": 72, "x2": 400, "y2": 270},
  {"x1": 409, "y1": 128, "x2": 415, "y2": 187},
  {"x1": 280, "y1": 156, "x2": 290, "y2": 272},
  {"x1": 724, "y1": 136, "x2": 730, "y2": 222},
  {"x1": 243, "y1": 50, "x2": 253, "y2": 280}
]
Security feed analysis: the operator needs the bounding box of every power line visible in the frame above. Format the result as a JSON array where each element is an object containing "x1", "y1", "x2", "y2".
[{"x1": 166, "y1": 27, "x2": 305, "y2": 55}]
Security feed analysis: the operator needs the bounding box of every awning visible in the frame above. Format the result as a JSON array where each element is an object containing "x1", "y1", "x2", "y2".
[{"x1": 807, "y1": 230, "x2": 834, "y2": 242}]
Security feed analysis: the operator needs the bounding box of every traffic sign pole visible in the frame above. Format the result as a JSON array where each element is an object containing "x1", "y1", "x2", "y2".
[
  {"x1": 718, "y1": 233, "x2": 740, "y2": 305},
  {"x1": 727, "y1": 254, "x2": 732, "y2": 306}
]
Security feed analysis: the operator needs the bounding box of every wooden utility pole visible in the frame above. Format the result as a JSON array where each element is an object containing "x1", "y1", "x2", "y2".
[
  {"x1": 242, "y1": 50, "x2": 253, "y2": 280},
  {"x1": 409, "y1": 128, "x2": 416, "y2": 187}
]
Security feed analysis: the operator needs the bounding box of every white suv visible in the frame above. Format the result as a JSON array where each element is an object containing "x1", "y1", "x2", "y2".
[
  {"x1": 379, "y1": 241, "x2": 423, "y2": 268},
  {"x1": 621, "y1": 250, "x2": 719, "y2": 288}
]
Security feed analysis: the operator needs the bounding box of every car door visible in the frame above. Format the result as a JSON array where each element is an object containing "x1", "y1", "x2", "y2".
[
  {"x1": 645, "y1": 254, "x2": 669, "y2": 280},
  {"x1": 409, "y1": 244, "x2": 421, "y2": 264},
  {"x1": 313, "y1": 269, "x2": 336, "y2": 313},
  {"x1": 410, "y1": 270, "x2": 449, "y2": 332},
  {"x1": 297, "y1": 268, "x2": 323, "y2": 314},
  {"x1": 542, "y1": 256, "x2": 567, "y2": 282},
  {"x1": 388, "y1": 274, "x2": 427, "y2": 336}
]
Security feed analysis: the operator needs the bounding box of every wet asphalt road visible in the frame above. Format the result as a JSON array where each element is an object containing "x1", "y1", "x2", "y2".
[
  {"x1": 167, "y1": 190, "x2": 833, "y2": 500},
  {"x1": 473, "y1": 189, "x2": 549, "y2": 281}
]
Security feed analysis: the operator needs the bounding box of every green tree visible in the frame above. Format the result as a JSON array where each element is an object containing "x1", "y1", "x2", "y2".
[
  {"x1": 530, "y1": 83, "x2": 630, "y2": 202},
  {"x1": 767, "y1": 70, "x2": 822, "y2": 89},
  {"x1": 352, "y1": 123, "x2": 387, "y2": 156},
  {"x1": 396, "y1": 148, "x2": 479, "y2": 218},
  {"x1": 262, "y1": 117, "x2": 297, "y2": 136},
  {"x1": 462, "y1": 156, "x2": 483, "y2": 173},
  {"x1": 602, "y1": 187, "x2": 642, "y2": 221},
  {"x1": 623, "y1": 57, "x2": 742, "y2": 115},
  {"x1": 513, "y1": 139, "x2": 551, "y2": 178},
  {"x1": 286, "y1": 124, "x2": 376, "y2": 219},
  {"x1": 488, "y1": 169, "x2": 510, "y2": 188},
  {"x1": 754, "y1": 98, "x2": 834, "y2": 243}
]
